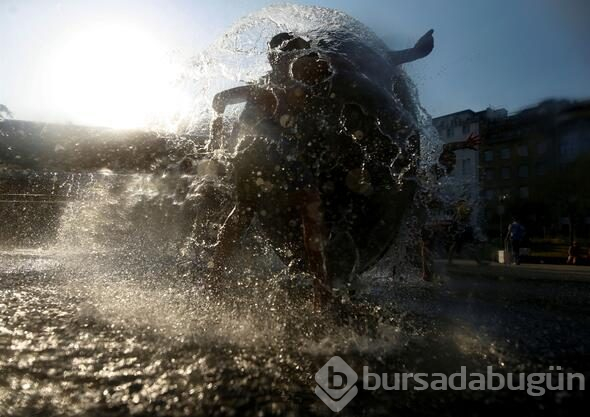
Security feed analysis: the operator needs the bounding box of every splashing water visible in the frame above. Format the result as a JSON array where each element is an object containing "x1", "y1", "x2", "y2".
[
  {"x1": 3, "y1": 5, "x2": 581, "y2": 417},
  {"x1": 184, "y1": 4, "x2": 442, "y2": 157},
  {"x1": 47, "y1": 3, "x2": 453, "y2": 289},
  {"x1": 29, "y1": 3, "x2": 463, "y2": 347}
]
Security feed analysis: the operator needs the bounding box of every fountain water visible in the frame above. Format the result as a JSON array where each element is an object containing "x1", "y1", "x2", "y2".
[{"x1": 1, "y1": 6, "x2": 551, "y2": 417}]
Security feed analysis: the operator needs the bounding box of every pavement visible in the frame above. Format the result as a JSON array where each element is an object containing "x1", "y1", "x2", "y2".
[{"x1": 438, "y1": 259, "x2": 590, "y2": 282}]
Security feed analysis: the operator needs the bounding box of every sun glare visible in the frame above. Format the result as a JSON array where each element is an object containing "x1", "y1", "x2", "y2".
[{"x1": 46, "y1": 22, "x2": 189, "y2": 129}]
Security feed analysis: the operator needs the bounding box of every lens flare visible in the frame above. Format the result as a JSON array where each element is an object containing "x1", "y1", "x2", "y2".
[{"x1": 44, "y1": 21, "x2": 189, "y2": 129}]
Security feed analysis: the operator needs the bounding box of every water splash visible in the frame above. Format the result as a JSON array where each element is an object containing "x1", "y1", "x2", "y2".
[
  {"x1": 0, "y1": 9, "x2": 583, "y2": 417},
  {"x1": 47, "y1": 4, "x2": 458, "y2": 309}
]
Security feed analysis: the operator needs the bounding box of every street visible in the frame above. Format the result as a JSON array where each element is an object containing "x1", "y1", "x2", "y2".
[{"x1": 0, "y1": 250, "x2": 588, "y2": 416}]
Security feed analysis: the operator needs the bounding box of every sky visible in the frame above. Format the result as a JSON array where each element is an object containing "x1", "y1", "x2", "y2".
[{"x1": 1, "y1": 0, "x2": 589, "y2": 127}]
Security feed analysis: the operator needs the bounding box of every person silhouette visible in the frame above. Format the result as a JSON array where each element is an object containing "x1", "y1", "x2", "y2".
[{"x1": 507, "y1": 218, "x2": 525, "y2": 265}]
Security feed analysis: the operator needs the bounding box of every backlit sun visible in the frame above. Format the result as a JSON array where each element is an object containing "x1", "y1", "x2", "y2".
[{"x1": 46, "y1": 21, "x2": 188, "y2": 129}]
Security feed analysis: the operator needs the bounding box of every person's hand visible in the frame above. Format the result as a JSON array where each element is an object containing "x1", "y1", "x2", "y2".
[
  {"x1": 414, "y1": 29, "x2": 434, "y2": 57},
  {"x1": 464, "y1": 133, "x2": 481, "y2": 149}
]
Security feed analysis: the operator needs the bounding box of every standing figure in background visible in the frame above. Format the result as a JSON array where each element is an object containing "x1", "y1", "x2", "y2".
[
  {"x1": 567, "y1": 241, "x2": 581, "y2": 265},
  {"x1": 447, "y1": 200, "x2": 482, "y2": 266},
  {"x1": 507, "y1": 218, "x2": 525, "y2": 265},
  {"x1": 420, "y1": 133, "x2": 481, "y2": 281}
]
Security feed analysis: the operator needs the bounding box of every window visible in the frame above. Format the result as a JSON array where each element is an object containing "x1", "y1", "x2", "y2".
[
  {"x1": 518, "y1": 165, "x2": 529, "y2": 178},
  {"x1": 462, "y1": 125, "x2": 469, "y2": 134},
  {"x1": 446, "y1": 128, "x2": 452, "y2": 138},
  {"x1": 517, "y1": 145, "x2": 528, "y2": 157},
  {"x1": 537, "y1": 141, "x2": 548, "y2": 155},
  {"x1": 559, "y1": 134, "x2": 583, "y2": 163},
  {"x1": 501, "y1": 167, "x2": 511, "y2": 179},
  {"x1": 536, "y1": 163, "x2": 546, "y2": 176},
  {"x1": 484, "y1": 150, "x2": 493, "y2": 162},
  {"x1": 484, "y1": 168, "x2": 495, "y2": 180},
  {"x1": 519, "y1": 186, "x2": 529, "y2": 199},
  {"x1": 501, "y1": 148, "x2": 511, "y2": 159}
]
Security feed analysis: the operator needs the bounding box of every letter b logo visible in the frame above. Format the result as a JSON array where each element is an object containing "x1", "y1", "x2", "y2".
[
  {"x1": 315, "y1": 356, "x2": 358, "y2": 412},
  {"x1": 329, "y1": 366, "x2": 348, "y2": 389}
]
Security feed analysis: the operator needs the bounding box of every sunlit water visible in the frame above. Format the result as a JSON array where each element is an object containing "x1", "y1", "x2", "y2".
[
  {"x1": 2, "y1": 248, "x2": 589, "y2": 416},
  {"x1": 1, "y1": 4, "x2": 588, "y2": 416}
]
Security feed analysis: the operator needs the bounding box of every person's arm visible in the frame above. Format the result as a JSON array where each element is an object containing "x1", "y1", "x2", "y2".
[
  {"x1": 211, "y1": 86, "x2": 258, "y2": 114},
  {"x1": 437, "y1": 133, "x2": 480, "y2": 174},
  {"x1": 209, "y1": 86, "x2": 258, "y2": 151},
  {"x1": 389, "y1": 29, "x2": 434, "y2": 66},
  {"x1": 443, "y1": 132, "x2": 481, "y2": 153}
]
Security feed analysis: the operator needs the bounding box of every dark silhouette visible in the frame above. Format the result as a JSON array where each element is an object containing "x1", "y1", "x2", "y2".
[
  {"x1": 567, "y1": 241, "x2": 581, "y2": 265},
  {"x1": 389, "y1": 29, "x2": 434, "y2": 66},
  {"x1": 447, "y1": 201, "x2": 482, "y2": 266},
  {"x1": 507, "y1": 218, "x2": 525, "y2": 265},
  {"x1": 207, "y1": 29, "x2": 439, "y2": 308},
  {"x1": 420, "y1": 134, "x2": 481, "y2": 281}
]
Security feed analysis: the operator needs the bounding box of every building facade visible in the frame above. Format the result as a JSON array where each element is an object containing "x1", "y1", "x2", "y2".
[
  {"x1": 434, "y1": 99, "x2": 590, "y2": 240},
  {"x1": 432, "y1": 107, "x2": 507, "y2": 229}
]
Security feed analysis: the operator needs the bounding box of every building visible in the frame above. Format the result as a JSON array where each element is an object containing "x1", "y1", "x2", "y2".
[
  {"x1": 433, "y1": 107, "x2": 507, "y2": 186},
  {"x1": 432, "y1": 107, "x2": 507, "y2": 225},
  {"x1": 434, "y1": 99, "x2": 590, "y2": 240}
]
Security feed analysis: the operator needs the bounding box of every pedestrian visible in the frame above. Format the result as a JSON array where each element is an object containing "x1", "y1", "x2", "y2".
[
  {"x1": 507, "y1": 218, "x2": 525, "y2": 265},
  {"x1": 447, "y1": 201, "x2": 482, "y2": 265},
  {"x1": 567, "y1": 241, "x2": 581, "y2": 265}
]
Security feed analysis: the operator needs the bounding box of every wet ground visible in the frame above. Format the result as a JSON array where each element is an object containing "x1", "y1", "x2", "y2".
[{"x1": 0, "y1": 249, "x2": 588, "y2": 417}]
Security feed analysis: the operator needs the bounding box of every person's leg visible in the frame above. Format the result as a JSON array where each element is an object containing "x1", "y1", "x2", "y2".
[
  {"x1": 208, "y1": 204, "x2": 254, "y2": 292},
  {"x1": 466, "y1": 242, "x2": 482, "y2": 265},
  {"x1": 473, "y1": 247, "x2": 482, "y2": 265},
  {"x1": 299, "y1": 188, "x2": 332, "y2": 310},
  {"x1": 513, "y1": 240, "x2": 521, "y2": 265}
]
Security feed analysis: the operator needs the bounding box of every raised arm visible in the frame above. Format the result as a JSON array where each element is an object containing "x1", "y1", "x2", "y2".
[
  {"x1": 437, "y1": 133, "x2": 481, "y2": 176},
  {"x1": 443, "y1": 132, "x2": 480, "y2": 153},
  {"x1": 209, "y1": 86, "x2": 258, "y2": 152},
  {"x1": 389, "y1": 29, "x2": 434, "y2": 66}
]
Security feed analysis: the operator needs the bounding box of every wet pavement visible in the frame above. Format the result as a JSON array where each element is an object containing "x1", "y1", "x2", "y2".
[{"x1": 0, "y1": 250, "x2": 588, "y2": 416}]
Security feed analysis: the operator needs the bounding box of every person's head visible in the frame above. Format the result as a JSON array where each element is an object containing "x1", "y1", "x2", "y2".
[
  {"x1": 267, "y1": 32, "x2": 311, "y2": 81},
  {"x1": 268, "y1": 32, "x2": 310, "y2": 52}
]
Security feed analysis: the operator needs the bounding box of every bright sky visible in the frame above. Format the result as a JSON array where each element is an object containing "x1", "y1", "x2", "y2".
[{"x1": 1, "y1": 0, "x2": 589, "y2": 128}]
